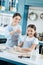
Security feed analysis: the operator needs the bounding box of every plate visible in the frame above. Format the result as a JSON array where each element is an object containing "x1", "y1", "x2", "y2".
[
  {"x1": 28, "y1": 12, "x2": 38, "y2": 21},
  {"x1": 40, "y1": 13, "x2": 43, "y2": 19}
]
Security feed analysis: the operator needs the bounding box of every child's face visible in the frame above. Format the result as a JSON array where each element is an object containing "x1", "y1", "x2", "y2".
[
  {"x1": 27, "y1": 27, "x2": 35, "y2": 37},
  {"x1": 12, "y1": 16, "x2": 21, "y2": 25}
]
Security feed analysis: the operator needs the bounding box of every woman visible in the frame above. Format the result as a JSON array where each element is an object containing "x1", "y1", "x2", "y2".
[{"x1": 5, "y1": 13, "x2": 22, "y2": 47}]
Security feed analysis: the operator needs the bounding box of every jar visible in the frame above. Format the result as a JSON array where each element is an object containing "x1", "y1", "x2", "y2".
[{"x1": 41, "y1": 47, "x2": 43, "y2": 55}]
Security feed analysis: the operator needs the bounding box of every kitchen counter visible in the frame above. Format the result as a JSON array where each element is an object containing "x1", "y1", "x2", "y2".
[{"x1": 0, "y1": 44, "x2": 43, "y2": 65}]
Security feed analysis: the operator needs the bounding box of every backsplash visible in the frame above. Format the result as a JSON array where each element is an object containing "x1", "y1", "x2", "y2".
[
  {"x1": 0, "y1": 13, "x2": 13, "y2": 27},
  {"x1": 0, "y1": 13, "x2": 13, "y2": 35}
]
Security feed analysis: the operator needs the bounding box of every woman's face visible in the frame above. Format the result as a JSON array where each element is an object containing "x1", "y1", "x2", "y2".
[
  {"x1": 12, "y1": 16, "x2": 21, "y2": 25},
  {"x1": 27, "y1": 27, "x2": 35, "y2": 37}
]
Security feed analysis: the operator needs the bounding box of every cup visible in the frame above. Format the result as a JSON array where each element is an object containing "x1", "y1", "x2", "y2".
[
  {"x1": 41, "y1": 47, "x2": 43, "y2": 55},
  {"x1": 30, "y1": 50, "x2": 38, "y2": 61}
]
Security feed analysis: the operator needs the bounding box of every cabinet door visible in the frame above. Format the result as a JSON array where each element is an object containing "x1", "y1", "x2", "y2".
[{"x1": 0, "y1": 0, "x2": 18, "y2": 12}]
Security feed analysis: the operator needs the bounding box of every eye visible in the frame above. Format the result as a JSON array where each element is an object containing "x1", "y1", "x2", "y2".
[
  {"x1": 15, "y1": 18, "x2": 18, "y2": 20},
  {"x1": 28, "y1": 30, "x2": 29, "y2": 32},
  {"x1": 15, "y1": 18, "x2": 20, "y2": 21},
  {"x1": 31, "y1": 30, "x2": 33, "y2": 32}
]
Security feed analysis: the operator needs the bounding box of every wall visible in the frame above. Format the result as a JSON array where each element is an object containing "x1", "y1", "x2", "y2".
[
  {"x1": 27, "y1": 7, "x2": 43, "y2": 33},
  {"x1": 25, "y1": 0, "x2": 43, "y2": 6},
  {"x1": 0, "y1": 13, "x2": 13, "y2": 35},
  {"x1": 21, "y1": 0, "x2": 43, "y2": 34},
  {"x1": 0, "y1": 0, "x2": 43, "y2": 35}
]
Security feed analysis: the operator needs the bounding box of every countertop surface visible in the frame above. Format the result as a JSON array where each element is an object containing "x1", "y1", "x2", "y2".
[{"x1": 0, "y1": 44, "x2": 43, "y2": 65}]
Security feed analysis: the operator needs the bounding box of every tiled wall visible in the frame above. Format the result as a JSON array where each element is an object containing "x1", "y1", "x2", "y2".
[
  {"x1": 27, "y1": 7, "x2": 43, "y2": 33},
  {"x1": 0, "y1": 13, "x2": 13, "y2": 35}
]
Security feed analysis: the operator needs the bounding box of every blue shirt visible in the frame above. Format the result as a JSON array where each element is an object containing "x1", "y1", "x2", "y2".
[{"x1": 5, "y1": 24, "x2": 22, "y2": 47}]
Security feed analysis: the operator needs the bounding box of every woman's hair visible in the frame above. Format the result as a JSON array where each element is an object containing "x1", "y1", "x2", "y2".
[
  {"x1": 27, "y1": 24, "x2": 37, "y2": 37},
  {"x1": 12, "y1": 13, "x2": 22, "y2": 18}
]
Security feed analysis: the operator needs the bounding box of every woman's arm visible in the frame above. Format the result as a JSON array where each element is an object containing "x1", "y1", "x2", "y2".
[
  {"x1": 9, "y1": 30, "x2": 16, "y2": 35},
  {"x1": 10, "y1": 29, "x2": 21, "y2": 35}
]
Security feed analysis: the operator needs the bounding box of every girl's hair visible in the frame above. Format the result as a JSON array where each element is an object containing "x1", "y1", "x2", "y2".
[
  {"x1": 27, "y1": 24, "x2": 37, "y2": 37},
  {"x1": 12, "y1": 13, "x2": 22, "y2": 18}
]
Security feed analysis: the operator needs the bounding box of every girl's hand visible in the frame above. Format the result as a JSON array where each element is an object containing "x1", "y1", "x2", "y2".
[
  {"x1": 14, "y1": 46, "x2": 22, "y2": 52},
  {"x1": 14, "y1": 46, "x2": 28, "y2": 53}
]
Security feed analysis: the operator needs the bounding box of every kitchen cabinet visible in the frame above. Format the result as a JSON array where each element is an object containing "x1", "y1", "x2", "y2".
[
  {"x1": 0, "y1": 0, "x2": 18, "y2": 14},
  {"x1": 0, "y1": 0, "x2": 19, "y2": 28}
]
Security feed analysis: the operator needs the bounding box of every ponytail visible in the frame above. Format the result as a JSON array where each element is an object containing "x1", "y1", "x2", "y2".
[{"x1": 34, "y1": 32, "x2": 37, "y2": 38}]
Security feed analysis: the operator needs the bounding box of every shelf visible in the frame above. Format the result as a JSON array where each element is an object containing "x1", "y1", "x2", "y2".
[
  {"x1": 0, "y1": 0, "x2": 18, "y2": 14},
  {"x1": 0, "y1": 10, "x2": 15, "y2": 14}
]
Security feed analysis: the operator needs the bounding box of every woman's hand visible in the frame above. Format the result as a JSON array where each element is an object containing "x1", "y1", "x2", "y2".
[
  {"x1": 10, "y1": 29, "x2": 20, "y2": 35},
  {"x1": 15, "y1": 29, "x2": 21, "y2": 33}
]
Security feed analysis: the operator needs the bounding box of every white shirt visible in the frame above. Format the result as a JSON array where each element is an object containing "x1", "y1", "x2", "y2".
[{"x1": 18, "y1": 36, "x2": 39, "y2": 48}]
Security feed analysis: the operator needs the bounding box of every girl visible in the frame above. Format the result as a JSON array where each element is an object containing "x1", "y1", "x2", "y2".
[
  {"x1": 5, "y1": 13, "x2": 22, "y2": 47},
  {"x1": 14, "y1": 24, "x2": 38, "y2": 52}
]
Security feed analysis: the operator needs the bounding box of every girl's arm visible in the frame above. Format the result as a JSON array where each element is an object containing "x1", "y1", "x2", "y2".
[
  {"x1": 22, "y1": 44, "x2": 36, "y2": 52},
  {"x1": 14, "y1": 44, "x2": 36, "y2": 52},
  {"x1": 18, "y1": 42, "x2": 23, "y2": 47},
  {"x1": 21, "y1": 38, "x2": 38, "y2": 52}
]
